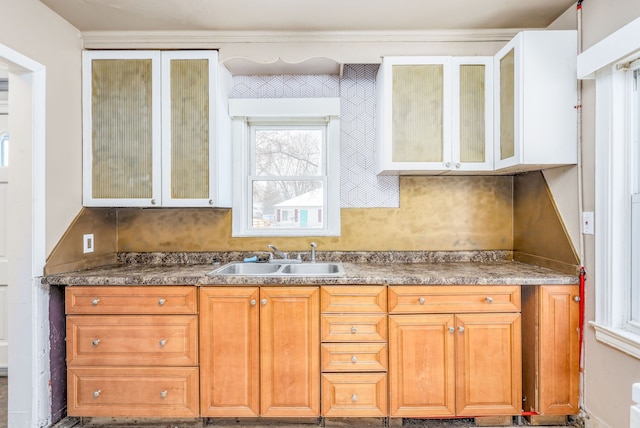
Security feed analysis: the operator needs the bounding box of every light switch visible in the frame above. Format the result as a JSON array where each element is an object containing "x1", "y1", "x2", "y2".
[{"x1": 582, "y1": 212, "x2": 594, "y2": 235}]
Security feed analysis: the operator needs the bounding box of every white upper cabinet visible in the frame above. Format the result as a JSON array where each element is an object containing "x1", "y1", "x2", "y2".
[
  {"x1": 376, "y1": 56, "x2": 493, "y2": 175},
  {"x1": 83, "y1": 50, "x2": 232, "y2": 207},
  {"x1": 494, "y1": 30, "x2": 577, "y2": 173}
]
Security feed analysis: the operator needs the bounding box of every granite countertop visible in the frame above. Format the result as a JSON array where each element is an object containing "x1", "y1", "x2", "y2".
[{"x1": 42, "y1": 251, "x2": 579, "y2": 287}]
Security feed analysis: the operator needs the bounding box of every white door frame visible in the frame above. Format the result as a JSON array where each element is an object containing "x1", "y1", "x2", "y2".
[{"x1": 0, "y1": 44, "x2": 49, "y2": 427}]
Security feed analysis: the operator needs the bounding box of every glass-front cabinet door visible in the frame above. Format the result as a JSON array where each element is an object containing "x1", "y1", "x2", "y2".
[
  {"x1": 376, "y1": 56, "x2": 493, "y2": 175},
  {"x1": 161, "y1": 51, "x2": 219, "y2": 207},
  {"x1": 83, "y1": 51, "x2": 162, "y2": 206},
  {"x1": 83, "y1": 50, "x2": 229, "y2": 207}
]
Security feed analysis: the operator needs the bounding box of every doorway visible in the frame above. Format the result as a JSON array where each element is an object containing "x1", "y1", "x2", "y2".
[{"x1": 0, "y1": 44, "x2": 48, "y2": 427}]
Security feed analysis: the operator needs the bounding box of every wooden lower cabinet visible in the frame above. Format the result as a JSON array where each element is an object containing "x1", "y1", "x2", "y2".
[
  {"x1": 388, "y1": 285, "x2": 522, "y2": 419},
  {"x1": 522, "y1": 285, "x2": 580, "y2": 417},
  {"x1": 320, "y1": 286, "x2": 388, "y2": 418},
  {"x1": 199, "y1": 286, "x2": 320, "y2": 418},
  {"x1": 65, "y1": 286, "x2": 199, "y2": 418}
]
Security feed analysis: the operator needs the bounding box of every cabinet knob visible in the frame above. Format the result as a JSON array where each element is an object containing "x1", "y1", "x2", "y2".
[
  {"x1": 261, "y1": 298, "x2": 267, "y2": 306},
  {"x1": 418, "y1": 297, "x2": 425, "y2": 305},
  {"x1": 351, "y1": 355, "x2": 358, "y2": 363},
  {"x1": 445, "y1": 162, "x2": 451, "y2": 168},
  {"x1": 351, "y1": 393, "x2": 358, "y2": 402},
  {"x1": 351, "y1": 326, "x2": 357, "y2": 334},
  {"x1": 250, "y1": 299, "x2": 257, "y2": 306},
  {"x1": 448, "y1": 327, "x2": 455, "y2": 334},
  {"x1": 573, "y1": 296, "x2": 581, "y2": 302},
  {"x1": 485, "y1": 296, "x2": 493, "y2": 303},
  {"x1": 160, "y1": 390, "x2": 167, "y2": 398},
  {"x1": 209, "y1": 199, "x2": 214, "y2": 205},
  {"x1": 458, "y1": 326, "x2": 465, "y2": 333},
  {"x1": 158, "y1": 298, "x2": 166, "y2": 306},
  {"x1": 455, "y1": 162, "x2": 461, "y2": 169},
  {"x1": 92, "y1": 299, "x2": 100, "y2": 306},
  {"x1": 159, "y1": 339, "x2": 167, "y2": 347},
  {"x1": 151, "y1": 199, "x2": 157, "y2": 205},
  {"x1": 92, "y1": 339, "x2": 100, "y2": 347},
  {"x1": 93, "y1": 390, "x2": 101, "y2": 398}
]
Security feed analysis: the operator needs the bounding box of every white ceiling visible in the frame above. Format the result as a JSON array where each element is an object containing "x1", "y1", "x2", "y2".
[{"x1": 40, "y1": 0, "x2": 576, "y2": 33}]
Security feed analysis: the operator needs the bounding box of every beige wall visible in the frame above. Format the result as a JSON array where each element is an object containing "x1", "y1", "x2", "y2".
[
  {"x1": 0, "y1": 0, "x2": 83, "y2": 259},
  {"x1": 578, "y1": 2, "x2": 640, "y2": 428}
]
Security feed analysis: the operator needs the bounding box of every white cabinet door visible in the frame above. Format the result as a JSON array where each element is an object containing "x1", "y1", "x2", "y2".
[
  {"x1": 161, "y1": 51, "x2": 227, "y2": 207},
  {"x1": 82, "y1": 51, "x2": 162, "y2": 207},
  {"x1": 494, "y1": 30, "x2": 577, "y2": 172}
]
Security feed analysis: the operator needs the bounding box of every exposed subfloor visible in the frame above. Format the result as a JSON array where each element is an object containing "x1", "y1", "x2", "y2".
[
  {"x1": 52, "y1": 416, "x2": 581, "y2": 428},
  {"x1": 0, "y1": 377, "x2": 6, "y2": 428}
]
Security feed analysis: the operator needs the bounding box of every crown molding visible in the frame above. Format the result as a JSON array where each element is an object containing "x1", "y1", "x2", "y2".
[
  {"x1": 81, "y1": 29, "x2": 530, "y2": 49},
  {"x1": 80, "y1": 29, "x2": 536, "y2": 74}
]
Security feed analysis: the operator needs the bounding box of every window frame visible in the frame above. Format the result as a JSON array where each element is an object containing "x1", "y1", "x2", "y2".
[
  {"x1": 587, "y1": 46, "x2": 640, "y2": 359},
  {"x1": 229, "y1": 98, "x2": 341, "y2": 237}
]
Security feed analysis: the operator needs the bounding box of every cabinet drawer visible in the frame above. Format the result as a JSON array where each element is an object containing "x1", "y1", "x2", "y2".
[
  {"x1": 67, "y1": 367, "x2": 199, "y2": 417},
  {"x1": 321, "y1": 286, "x2": 387, "y2": 313},
  {"x1": 388, "y1": 285, "x2": 520, "y2": 313},
  {"x1": 322, "y1": 314, "x2": 387, "y2": 342},
  {"x1": 66, "y1": 286, "x2": 197, "y2": 314},
  {"x1": 322, "y1": 373, "x2": 387, "y2": 417},
  {"x1": 321, "y1": 343, "x2": 387, "y2": 372},
  {"x1": 67, "y1": 315, "x2": 198, "y2": 366}
]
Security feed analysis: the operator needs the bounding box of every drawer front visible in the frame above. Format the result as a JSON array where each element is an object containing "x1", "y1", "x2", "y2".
[
  {"x1": 322, "y1": 314, "x2": 387, "y2": 342},
  {"x1": 388, "y1": 285, "x2": 521, "y2": 314},
  {"x1": 67, "y1": 315, "x2": 198, "y2": 366},
  {"x1": 322, "y1": 373, "x2": 387, "y2": 417},
  {"x1": 321, "y1": 286, "x2": 387, "y2": 313},
  {"x1": 67, "y1": 367, "x2": 199, "y2": 417},
  {"x1": 321, "y1": 343, "x2": 387, "y2": 372},
  {"x1": 66, "y1": 286, "x2": 197, "y2": 315}
]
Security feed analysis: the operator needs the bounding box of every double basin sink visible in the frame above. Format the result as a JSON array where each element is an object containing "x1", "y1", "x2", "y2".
[{"x1": 208, "y1": 261, "x2": 345, "y2": 277}]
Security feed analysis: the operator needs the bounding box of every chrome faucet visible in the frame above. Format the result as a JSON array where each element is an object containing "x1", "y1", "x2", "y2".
[
  {"x1": 267, "y1": 244, "x2": 288, "y2": 260},
  {"x1": 310, "y1": 242, "x2": 317, "y2": 263}
]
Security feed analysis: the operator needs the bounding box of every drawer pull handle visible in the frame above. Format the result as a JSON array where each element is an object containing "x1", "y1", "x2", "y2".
[
  {"x1": 418, "y1": 297, "x2": 425, "y2": 305},
  {"x1": 92, "y1": 299, "x2": 100, "y2": 306},
  {"x1": 92, "y1": 339, "x2": 100, "y2": 347},
  {"x1": 159, "y1": 339, "x2": 167, "y2": 347},
  {"x1": 160, "y1": 390, "x2": 167, "y2": 398},
  {"x1": 351, "y1": 393, "x2": 358, "y2": 402},
  {"x1": 351, "y1": 326, "x2": 357, "y2": 334},
  {"x1": 93, "y1": 390, "x2": 101, "y2": 398},
  {"x1": 158, "y1": 298, "x2": 166, "y2": 306},
  {"x1": 351, "y1": 356, "x2": 357, "y2": 363},
  {"x1": 485, "y1": 297, "x2": 493, "y2": 303},
  {"x1": 573, "y1": 296, "x2": 581, "y2": 302},
  {"x1": 261, "y1": 298, "x2": 267, "y2": 306},
  {"x1": 448, "y1": 327, "x2": 455, "y2": 334},
  {"x1": 458, "y1": 326, "x2": 465, "y2": 333},
  {"x1": 250, "y1": 299, "x2": 257, "y2": 306}
]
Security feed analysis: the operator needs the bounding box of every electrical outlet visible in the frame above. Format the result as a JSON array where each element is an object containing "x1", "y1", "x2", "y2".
[
  {"x1": 83, "y1": 234, "x2": 94, "y2": 253},
  {"x1": 582, "y1": 212, "x2": 594, "y2": 235}
]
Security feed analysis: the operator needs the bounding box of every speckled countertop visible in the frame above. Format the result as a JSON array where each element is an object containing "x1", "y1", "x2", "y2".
[{"x1": 42, "y1": 251, "x2": 579, "y2": 287}]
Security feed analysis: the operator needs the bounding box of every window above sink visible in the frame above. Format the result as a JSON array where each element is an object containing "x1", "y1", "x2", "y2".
[{"x1": 229, "y1": 98, "x2": 341, "y2": 237}]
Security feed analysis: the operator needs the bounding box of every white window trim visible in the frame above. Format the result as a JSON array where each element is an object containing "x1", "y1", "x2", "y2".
[
  {"x1": 229, "y1": 98, "x2": 341, "y2": 237},
  {"x1": 579, "y1": 17, "x2": 640, "y2": 359}
]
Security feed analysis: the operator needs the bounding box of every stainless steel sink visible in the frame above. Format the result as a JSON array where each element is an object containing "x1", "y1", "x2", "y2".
[
  {"x1": 209, "y1": 262, "x2": 282, "y2": 276},
  {"x1": 207, "y1": 262, "x2": 345, "y2": 277},
  {"x1": 280, "y1": 263, "x2": 344, "y2": 276}
]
